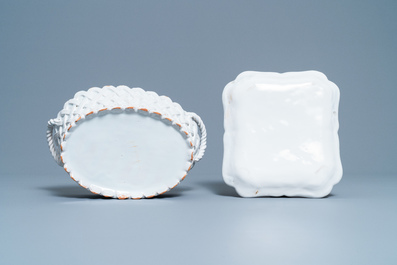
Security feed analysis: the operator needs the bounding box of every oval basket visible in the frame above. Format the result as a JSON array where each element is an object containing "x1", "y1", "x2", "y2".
[{"x1": 47, "y1": 85, "x2": 207, "y2": 199}]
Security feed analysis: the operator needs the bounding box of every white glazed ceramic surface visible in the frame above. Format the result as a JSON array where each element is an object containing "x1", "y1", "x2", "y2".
[
  {"x1": 223, "y1": 71, "x2": 342, "y2": 198},
  {"x1": 47, "y1": 86, "x2": 206, "y2": 199}
]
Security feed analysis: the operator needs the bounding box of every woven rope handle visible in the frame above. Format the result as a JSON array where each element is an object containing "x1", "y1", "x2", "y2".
[
  {"x1": 189, "y1": 112, "x2": 207, "y2": 162},
  {"x1": 47, "y1": 118, "x2": 63, "y2": 166}
]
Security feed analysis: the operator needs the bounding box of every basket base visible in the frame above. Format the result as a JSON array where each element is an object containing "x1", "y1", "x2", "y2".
[{"x1": 61, "y1": 111, "x2": 193, "y2": 199}]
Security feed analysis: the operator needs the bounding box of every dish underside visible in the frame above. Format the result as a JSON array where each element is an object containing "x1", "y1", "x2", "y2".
[
  {"x1": 61, "y1": 111, "x2": 193, "y2": 199},
  {"x1": 223, "y1": 71, "x2": 342, "y2": 198}
]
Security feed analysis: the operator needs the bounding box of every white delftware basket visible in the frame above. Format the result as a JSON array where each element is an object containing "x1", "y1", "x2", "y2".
[{"x1": 47, "y1": 85, "x2": 207, "y2": 199}]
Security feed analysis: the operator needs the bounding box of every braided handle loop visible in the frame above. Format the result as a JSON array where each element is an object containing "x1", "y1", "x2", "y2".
[
  {"x1": 189, "y1": 112, "x2": 207, "y2": 162},
  {"x1": 47, "y1": 118, "x2": 63, "y2": 166}
]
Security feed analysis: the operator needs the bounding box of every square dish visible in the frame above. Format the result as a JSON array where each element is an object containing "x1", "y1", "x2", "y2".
[{"x1": 222, "y1": 71, "x2": 342, "y2": 198}]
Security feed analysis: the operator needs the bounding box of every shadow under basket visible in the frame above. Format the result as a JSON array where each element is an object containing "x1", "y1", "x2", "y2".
[{"x1": 47, "y1": 85, "x2": 207, "y2": 199}]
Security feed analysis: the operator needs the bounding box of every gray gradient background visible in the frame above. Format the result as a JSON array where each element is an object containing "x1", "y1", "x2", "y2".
[{"x1": 1, "y1": 1, "x2": 396, "y2": 264}]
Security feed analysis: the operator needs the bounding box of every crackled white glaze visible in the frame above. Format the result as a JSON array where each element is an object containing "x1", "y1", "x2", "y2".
[
  {"x1": 47, "y1": 86, "x2": 206, "y2": 199},
  {"x1": 223, "y1": 71, "x2": 342, "y2": 198}
]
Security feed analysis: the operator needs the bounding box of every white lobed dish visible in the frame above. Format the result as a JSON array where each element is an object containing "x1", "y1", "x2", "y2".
[
  {"x1": 47, "y1": 86, "x2": 207, "y2": 199},
  {"x1": 222, "y1": 71, "x2": 342, "y2": 198}
]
